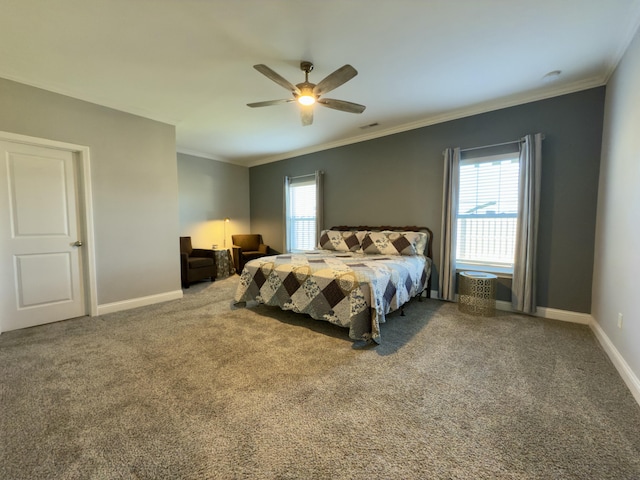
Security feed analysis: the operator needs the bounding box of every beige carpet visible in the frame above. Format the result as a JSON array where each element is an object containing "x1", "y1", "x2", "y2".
[{"x1": 1, "y1": 275, "x2": 639, "y2": 479}]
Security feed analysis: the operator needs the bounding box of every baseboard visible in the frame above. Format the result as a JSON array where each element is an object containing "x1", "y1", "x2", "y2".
[
  {"x1": 589, "y1": 318, "x2": 640, "y2": 407},
  {"x1": 534, "y1": 306, "x2": 592, "y2": 324},
  {"x1": 433, "y1": 293, "x2": 592, "y2": 324},
  {"x1": 96, "y1": 289, "x2": 183, "y2": 316},
  {"x1": 494, "y1": 300, "x2": 592, "y2": 324}
]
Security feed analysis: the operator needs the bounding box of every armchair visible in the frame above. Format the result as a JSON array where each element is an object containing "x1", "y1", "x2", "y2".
[
  {"x1": 231, "y1": 234, "x2": 269, "y2": 272},
  {"x1": 179, "y1": 237, "x2": 216, "y2": 288}
]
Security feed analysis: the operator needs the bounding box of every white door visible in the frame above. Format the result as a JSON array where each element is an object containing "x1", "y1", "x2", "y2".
[{"x1": 0, "y1": 140, "x2": 86, "y2": 331}]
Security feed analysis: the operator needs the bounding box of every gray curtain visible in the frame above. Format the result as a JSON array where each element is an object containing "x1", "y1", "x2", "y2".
[
  {"x1": 511, "y1": 133, "x2": 543, "y2": 313},
  {"x1": 283, "y1": 175, "x2": 292, "y2": 253},
  {"x1": 315, "y1": 170, "x2": 324, "y2": 246},
  {"x1": 438, "y1": 147, "x2": 460, "y2": 301}
]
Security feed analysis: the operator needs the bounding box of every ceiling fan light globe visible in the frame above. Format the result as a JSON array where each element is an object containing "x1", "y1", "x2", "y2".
[{"x1": 298, "y1": 95, "x2": 316, "y2": 106}]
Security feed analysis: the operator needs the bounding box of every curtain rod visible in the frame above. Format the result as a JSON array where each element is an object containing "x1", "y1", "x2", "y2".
[
  {"x1": 460, "y1": 138, "x2": 523, "y2": 153},
  {"x1": 452, "y1": 134, "x2": 546, "y2": 155},
  {"x1": 286, "y1": 170, "x2": 323, "y2": 180}
]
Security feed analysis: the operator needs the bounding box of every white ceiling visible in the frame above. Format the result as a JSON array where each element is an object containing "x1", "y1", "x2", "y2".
[{"x1": 2, "y1": 0, "x2": 640, "y2": 167}]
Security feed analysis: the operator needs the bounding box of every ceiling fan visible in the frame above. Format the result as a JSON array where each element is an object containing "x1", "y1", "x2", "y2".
[{"x1": 247, "y1": 61, "x2": 366, "y2": 126}]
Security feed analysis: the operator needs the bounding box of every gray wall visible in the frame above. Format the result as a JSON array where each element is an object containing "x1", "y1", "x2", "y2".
[
  {"x1": 250, "y1": 87, "x2": 605, "y2": 313},
  {"x1": 177, "y1": 153, "x2": 250, "y2": 249},
  {"x1": 592, "y1": 28, "x2": 640, "y2": 388},
  {"x1": 0, "y1": 78, "x2": 180, "y2": 305}
]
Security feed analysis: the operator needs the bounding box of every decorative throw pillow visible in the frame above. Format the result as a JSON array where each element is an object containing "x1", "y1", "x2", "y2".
[
  {"x1": 318, "y1": 230, "x2": 363, "y2": 252},
  {"x1": 390, "y1": 231, "x2": 428, "y2": 256},
  {"x1": 361, "y1": 231, "x2": 418, "y2": 256}
]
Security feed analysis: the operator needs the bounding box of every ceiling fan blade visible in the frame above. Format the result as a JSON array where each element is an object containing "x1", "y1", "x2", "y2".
[
  {"x1": 253, "y1": 64, "x2": 301, "y2": 95},
  {"x1": 317, "y1": 98, "x2": 366, "y2": 114},
  {"x1": 247, "y1": 99, "x2": 295, "y2": 108},
  {"x1": 313, "y1": 65, "x2": 358, "y2": 96},
  {"x1": 300, "y1": 105, "x2": 313, "y2": 126}
]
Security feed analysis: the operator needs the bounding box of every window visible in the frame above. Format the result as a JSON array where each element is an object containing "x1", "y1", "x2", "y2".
[
  {"x1": 456, "y1": 151, "x2": 520, "y2": 272},
  {"x1": 285, "y1": 172, "x2": 323, "y2": 252}
]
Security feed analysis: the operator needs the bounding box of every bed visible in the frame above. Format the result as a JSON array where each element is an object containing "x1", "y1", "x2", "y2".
[{"x1": 233, "y1": 226, "x2": 433, "y2": 344}]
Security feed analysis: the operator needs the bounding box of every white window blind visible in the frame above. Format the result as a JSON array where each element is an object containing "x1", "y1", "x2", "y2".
[
  {"x1": 286, "y1": 175, "x2": 317, "y2": 252},
  {"x1": 457, "y1": 152, "x2": 520, "y2": 269}
]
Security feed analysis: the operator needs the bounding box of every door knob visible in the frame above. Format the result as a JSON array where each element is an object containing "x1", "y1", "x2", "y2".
[{"x1": 73, "y1": 240, "x2": 83, "y2": 247}]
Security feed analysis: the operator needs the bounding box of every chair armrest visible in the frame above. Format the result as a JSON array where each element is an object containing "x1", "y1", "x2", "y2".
[
  {"x1": 258, "y1": 244, "x2": 269, "y2": 254},
  {"x1": 180, "y1": 252, "x2": 189, "y2": 282},
  {"x1": 232, "y1": 245, "x2": 242, "y2": 272},
  {"x1": 191, "y1": 248, "x2": 214, "y2": 258}
]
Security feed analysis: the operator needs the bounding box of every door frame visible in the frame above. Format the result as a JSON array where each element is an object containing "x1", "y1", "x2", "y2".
[{"x1": 0, "y1": 131, "x2": 98, "y2": 332}]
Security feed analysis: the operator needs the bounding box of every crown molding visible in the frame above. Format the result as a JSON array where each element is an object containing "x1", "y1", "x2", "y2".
[
  {"x1": 176, "y1": 147, "x2": 237, "y2": 164},
  {"x1": 246, "y1": 77, "x2": 606, "y2": 167}
]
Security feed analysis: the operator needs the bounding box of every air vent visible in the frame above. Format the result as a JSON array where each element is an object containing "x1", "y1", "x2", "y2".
[
  {"x1": 359, "y1": 122, "x2": 379, "y2": 129},
  {"x1": 542, "y1": 70, "x2": 561, "y2": 83}
]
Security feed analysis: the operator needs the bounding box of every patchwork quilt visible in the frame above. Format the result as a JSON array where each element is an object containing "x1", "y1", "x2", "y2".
[{"x1": 233, "y1": 250, "x2": 431, "y2": 343}]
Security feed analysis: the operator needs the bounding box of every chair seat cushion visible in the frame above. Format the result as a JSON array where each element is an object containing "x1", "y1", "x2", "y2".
[
  {"x1": 188, "y1": 257, "x2": 214, "y2": 268},
  {"x1": 242, "y1": 251, "x2": 266, "y2": 261}
]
